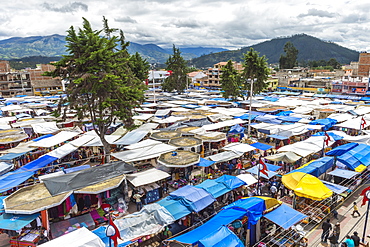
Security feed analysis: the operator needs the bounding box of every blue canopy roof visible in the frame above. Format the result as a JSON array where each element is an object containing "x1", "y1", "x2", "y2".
[
  {"x1": 195, "y1": 179, "x2": 231, "y2": 198},
  {"x1": 169, "y1": 185, "x2": 215, "y2": 212},
  {"x1": 264, "y1": 204, "x2": 307, "y2": 230},
  {"x1": 327, "y1": 168, "x2": 358, "y2": 179},
  {"x1": 321, "y1": 180, "x2": 349, "y2": 194},
  {"x1": 309, "y1": 118, "x2": 337, "y2": 131},
  {"x1": 268, "y1": 134, "x2": 289, "y2": 140},
  {"x1": 156, "y1": 198, "x2": 192, "y2": 220},
  {"x1": 247, "y1": 111, "x2": 266, "y2": 116},
  {"x1": 196, "y1": 158, "x2": 216, "y2": 167},
  {"x1": 215, "y1": 175, "x2": 245, "y2": 190},
  {"x1": 32, "y1": 134, "x2": 53, "y2": 142},
  {"x1": 250, "y1": 142, "x2": 273, "y2": 151},
  {"x1": 256, "y1": 116, "x2": 282, "y2": 124},
  {"x1": 337, "y1": 143, "x2": 370, "y2": 170},
  {"x1": 246, "y1": 166, "x2": 278, "y2": 179},
  {"x1": 312, "y1": 132, "x2": 344, "y2": 141},
  {"x1": 0, "y1": 155, "x2": 57, "y2": 193},
  {"x1": 64, "y1": 164, "x2": 91, "y2": 173},
  {"x1": 326, "y1": 143, "x2": 358, "y2": 156},
  {"x1": 235, "y1": 114, "x2": 258, "y2": 120},
  {"x1": 0, "y1": 213, "x2": 40, "y2": 231},
  {"x1": 276, "y1": 111, "x2": 293, "y2": 116},
  {"x1": 289, "y1": 156, "x2": 334, "y2": 177},
  {"x1": 228, "y1": 124, "x2": 245, "y2": 134},
  {"x1": 170, "y1": 197, "x2": 266, "y2": 244},
  {"x1": 0, "y1": 152, "x2": 27, "y2": 161},
  {"x1": 277, "y1": 116, "x2": 302, "y2": 122},
  {"x1": 197, "y1": 226, "x2": 244, "y2": 247}
]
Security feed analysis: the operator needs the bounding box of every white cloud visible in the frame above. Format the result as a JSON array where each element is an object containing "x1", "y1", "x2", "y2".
[{"x1": 0, "y1": 0, "x2": 369, "y2": 52}]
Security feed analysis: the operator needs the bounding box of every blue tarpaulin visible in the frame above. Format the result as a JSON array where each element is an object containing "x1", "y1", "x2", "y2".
[
  {"x1": 309, "y1": 118, "x2": 337, "y2": 131},
  {"x1": 234, "y1": 114, "x2": 258, "y2": 120},
  {"x1": 196, "y1": 158, "x2": 216, "y2": 167},
  {"x1": 326, "y1": 143, "x2": 359, "y2": 156},
  {"x1": 195, "y1": 179, "x2": 231, "y2": 198},
  {"x1": 32, "y1": 134, "x2": 53, "y2": 142},
  {"x1": 64, "y1": 164, "x2": 91, "y2": 173},
  {"x1": 228, "y1": 124, "x2": 245, "y2": 134},
  {"x1": 0, "y1": 155, "x2": 57, "y2": 193},
  {"x1": 256, "y1": 116, "x2": 282, "y2": 124},
  {"x1": 277, "y1": 116, "x2": 302, "y2": 122},
  {"x1": 197, "y1": 226, "x2": 244, "y2": 247},
  {"x1": 289, "y1": 157, "x2": 334, "y2": 177},
  {"x1": 268, "y1": 134, "x2": 289, "y2": 140},
  {"x1": 246, "y1": 166, "x2": 278, "y2": 179},
  {"x1": 313, "y1": 132, "x2": 344, "y2": 141},
  {"x1": 169, "y1": 185, "x2": 215, "y2": 212},
  {"x1": 156, "y1": 198, "x2": 192, "y2": 220},
  {"x1": 337, "y1": 143, "x2": 370, "y2": 170},
  {"x1": 250, "y1": 142, "x2": 273, "y2": 151},
  {"x1": 276, "y1": 111, "x2": 293, "y2": 116},
  {"x1": 215, "y1": 175, "x2": 245, "y2": 190},
  {"x1": 0, "y1": 196, "x2": 6, "y2": 213},
  {"x1": 0, "y1": 213, "x2": 40, "y2": 230},
  {"x1": 327, "y1": 168, "x2": 358, "y2": 179},
  {"x1": 264, "y1": 204, "x2": 307, "y2": 230},
  {"x1": 321, "y1": 180, "x2": 349, "y2": 194},
  {"x1": 0, "y1": 152, "x2": 27, "y2": 161},
  {"x1": 170, "y1": 197, "x2": 266, "y2": 244}
]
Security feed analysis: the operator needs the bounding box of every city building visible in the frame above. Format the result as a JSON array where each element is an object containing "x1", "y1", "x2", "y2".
[
  {"x1": 0, "y1": 60, "x2": 32, "y2": 97},
  {"x1": 25, "y1": 64, "x2": 64, "y2": 96},
  {"x1": 203, "y1": 61, "x2": 243, "y2": 88}
]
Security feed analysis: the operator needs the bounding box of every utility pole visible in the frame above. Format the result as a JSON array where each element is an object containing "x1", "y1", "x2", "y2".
[
  {"x1": 247, "y1": 79, "x2": 254, "y2": 138},
  {"x1": 151, "y1": 63, "x2": 156, "y2": 104}
]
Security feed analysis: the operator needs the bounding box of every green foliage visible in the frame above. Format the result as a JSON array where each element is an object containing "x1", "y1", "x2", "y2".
[
  {"x1": 50, "y1": 17, "x2": 147, "y2": 154},
  {"x1": 9, "y1": 56, "x2": 62, "y2": 70},
  {"x1": 279, "y1": 42, "x2": 298, "y2": 69},
  {"x1": 242, "y1": 48, "x2": 269, "y2": 96},
  {"x1": 191, "y1": 34, "x2": 359, "y2": 68},
  {"x1": 129, "y1": 52, "x2": 150, "y2": 82},
  {"x1": 220, "y1": 60, "x2": 242, "y2": 100},
  {"x1": 162, "y1": 45, "x2": 189, "y2": 94}
]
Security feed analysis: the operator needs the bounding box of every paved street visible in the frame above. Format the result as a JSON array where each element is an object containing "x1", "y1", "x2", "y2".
[{"x1": 307, "y1": 182, "x2": 370, "y2": 246}]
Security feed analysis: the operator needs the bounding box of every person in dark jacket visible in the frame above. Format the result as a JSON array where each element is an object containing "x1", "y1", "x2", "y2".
[
  {"x1": 351, "y1": 232, "x2": 361, "y2": 247},
  {"x1": 321, "y1": 219, "x2": 332, "y2": 242}
]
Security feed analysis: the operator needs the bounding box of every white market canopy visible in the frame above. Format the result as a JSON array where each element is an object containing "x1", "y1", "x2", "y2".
[
  {"x1": 112, "y1": 143, "x2": 177, "y2": 162},
  {"x1": 206, "y1": 151, "x2": 243, "y2": 163},
  {"x1": 222, "y1": 143, "x2": 256, "y2": 153},
  {"x1": 31, "y1": 121, "x2": 60, "y2": 134},
  {"x1": 126, "y1": 168, "x2": 170, "y2": 187},
  {"x1": 30, "y1": 131, "x2": 80, "y2": 148}
]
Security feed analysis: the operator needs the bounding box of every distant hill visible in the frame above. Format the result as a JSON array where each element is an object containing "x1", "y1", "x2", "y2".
[
  {"x1": 190, "y1": 34, "x2": 360, "y2": 68},
  {"x1": 0, "y1": 34, "x2": 228, "y2": 66}
]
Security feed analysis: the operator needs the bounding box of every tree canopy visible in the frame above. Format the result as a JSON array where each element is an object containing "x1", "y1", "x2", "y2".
[
  {"x1": 220, "y1": 60, "x2": 242, "y2": 100},
  {"x1": 162, "y1": 45, "x2": 189, "y2": 93},
  {"x1": 242, "y1": 48, "x2": 269, "y2": 97},
  {"x1": 279, "y1": 41, "x2": 298, "y2": 69},
  {"x1": 48, "y1": 17, "x2": 148, "y2": 160}
]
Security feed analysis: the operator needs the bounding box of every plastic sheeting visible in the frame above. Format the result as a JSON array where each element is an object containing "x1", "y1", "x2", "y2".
[
  {"x1": 197, "y1": 226, "x2": 244, "y2": 247},
  {"x1": 250, "y1": 142, "x2": 273, "y2": 151},
  {"x1": 222, "y1": 142, "x2": 256, "y2": 153},
  {"x1": 43, "y1": 161, "x2": 136, "y2": 196},
  {"x1": 113, "y1": 204, "x2": 175, "y2": 242},
  {"x1": 228, "y1": 124, "x2": 245, "y2": 134},
  {"x1": 206, "y1": 151, "x2": 243, "y2": 163},
  {"x1": 156, "y1": 198, "x2": 192, "y2": 220},
  {"x1": 197, "y1": 158, "x2": 216, "y2": 167},
  {"x1": 236, "y1": 174, "x2": 258, "y2": 186},
  {"x1": 169, "y1": 185, "x2": 215, "y2": 212},
  {"x1": 321, "y1": 180, "x2": 349, "y2": 194},
  {"x1": 0, "y1": 213, "x2": 40, "y2": 230},
  {"x1": 310, "y1": 118, "x2": 337, "y2": 131},
  {"x1": 195, "y1": 179, "x2": 231, "y2": 198},
  {"x1": 264, "y1": 204, "x2": 307, "y2": 230},
  {"x1": 113, "y1": 130, "x2": 149, "y2": 145},
  {"x1": 290, "y1": 157, "x2": 334, "y2": 177},
  {"x1": 39, "y1": 227, "x2": 105, "y2": 247},
  {"x1": 246, "y1": 165, "x2": 278, "y2": 179},
  {"x1": 126, "y1": 168, "x2": 170, "y2": 187},
  {"x1": 31, "y1": 121, "x2": 60, "y2": 134},
  {"x1": 215, "y1": 175, "x2": 245, "y2": 190},
  {"x1": 328, "y1": 168, "x2": 358, "y2": 179},
  {"x1": 326, "y1": 142, "x2": 358, "y2": 156},
  {"x1": 30, "y1": 131, "x2": 80, "y2": 148},
  {"x1": 112, "y1": 143, "x2": 177, "y2": 162},
  {"x1": 337, "y1": 143, "x2": 370, "y2": 170}
]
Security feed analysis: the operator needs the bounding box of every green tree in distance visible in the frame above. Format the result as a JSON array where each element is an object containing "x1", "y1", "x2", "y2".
[
  {"x1": 162, "y1": 45, "x2": 189, "y2": 94},
  {"x1": 220, "y1": 60, "x2": 242, "y2": 100},
  {"x1": 279, "y1": 41, "x2": 298, "y2": 69},
  {"x1": 242, "y1": 48, "x2": 269, "y2": 98},
  {"x1": 47, "y1": 17, "x2": 147, "y2": 161},
  {"x1": 129, "y1": 52, "x2": 150, "y2": 81}
]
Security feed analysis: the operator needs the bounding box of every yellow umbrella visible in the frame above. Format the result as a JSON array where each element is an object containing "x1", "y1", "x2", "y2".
[
  {"x1": 282, "y1": 172, "x2": 333, "y2": 201},
  {"x1": 255, "y1": 196, "x2": 282, "y2": 211}
]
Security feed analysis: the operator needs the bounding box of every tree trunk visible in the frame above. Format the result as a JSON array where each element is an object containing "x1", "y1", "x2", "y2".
[{"x1": 100, "y1": 133, "x2": 111, "y2": 164}]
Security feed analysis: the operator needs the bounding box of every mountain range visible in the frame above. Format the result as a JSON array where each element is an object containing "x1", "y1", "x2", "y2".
[
  {"x1": 190, "y1": 34, "x2": 360, "y2": 68},
  {"x1": 0, "y1": 33, "x2": 360, "y2": 69}
]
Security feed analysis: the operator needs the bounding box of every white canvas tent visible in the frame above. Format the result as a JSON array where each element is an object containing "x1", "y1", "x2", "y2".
[{"x1": 39, "y1": 227, "x2": 105, "y2": 247}]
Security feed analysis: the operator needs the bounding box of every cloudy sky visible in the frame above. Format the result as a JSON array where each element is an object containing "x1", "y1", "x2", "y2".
[{"x1": 1, "y1": 0, "x2": 370, "y2": 51}]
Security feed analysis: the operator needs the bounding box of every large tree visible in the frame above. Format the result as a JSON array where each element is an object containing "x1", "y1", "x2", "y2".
[
  {"x1": 220, "y1": 60, "x2": 242, "y2": 100},
  {"x1": 242, "y1": 48, "x2": 269, "y2": 97},
  {"x1": 162, "y1": 45, "x2": 189, "y2": 94},
  {"x1": 279, "y1": 41, "x2": 298, "y2": 69},
  {"x1": 48, "y1": 17, "x2": 147, "y2": 161}
]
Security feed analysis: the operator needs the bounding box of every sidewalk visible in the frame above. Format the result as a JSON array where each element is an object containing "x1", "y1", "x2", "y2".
[{"x1": 307, "y1": 183, "x2": 370, "y2": 246}]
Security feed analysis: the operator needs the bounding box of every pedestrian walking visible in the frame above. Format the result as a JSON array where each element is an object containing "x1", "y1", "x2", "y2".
[
  {"x1": 321, "y1": 219, "x2": 332, "y2": 242},
  {"x1": 270, "y1": 184, "x2": 277, "y2": 199},
  {"x1": 329, "y1": 233, "x2": 339, "y2": 247},
  {"x1": 351, "y1": 202, "x2": 361, "y2": 217},
  {"x1": 133, "y1": 191, "x2": 143, "y2": 211},
  {"x1": 351, "y1": 232, "x2": 360, "y2": 247},
  {"x1": 334, "y1": 222, "x2": 340, "y2": 237},
  {"x1": 332, "y1": 209, "x2": 338, "y2": 220}
]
